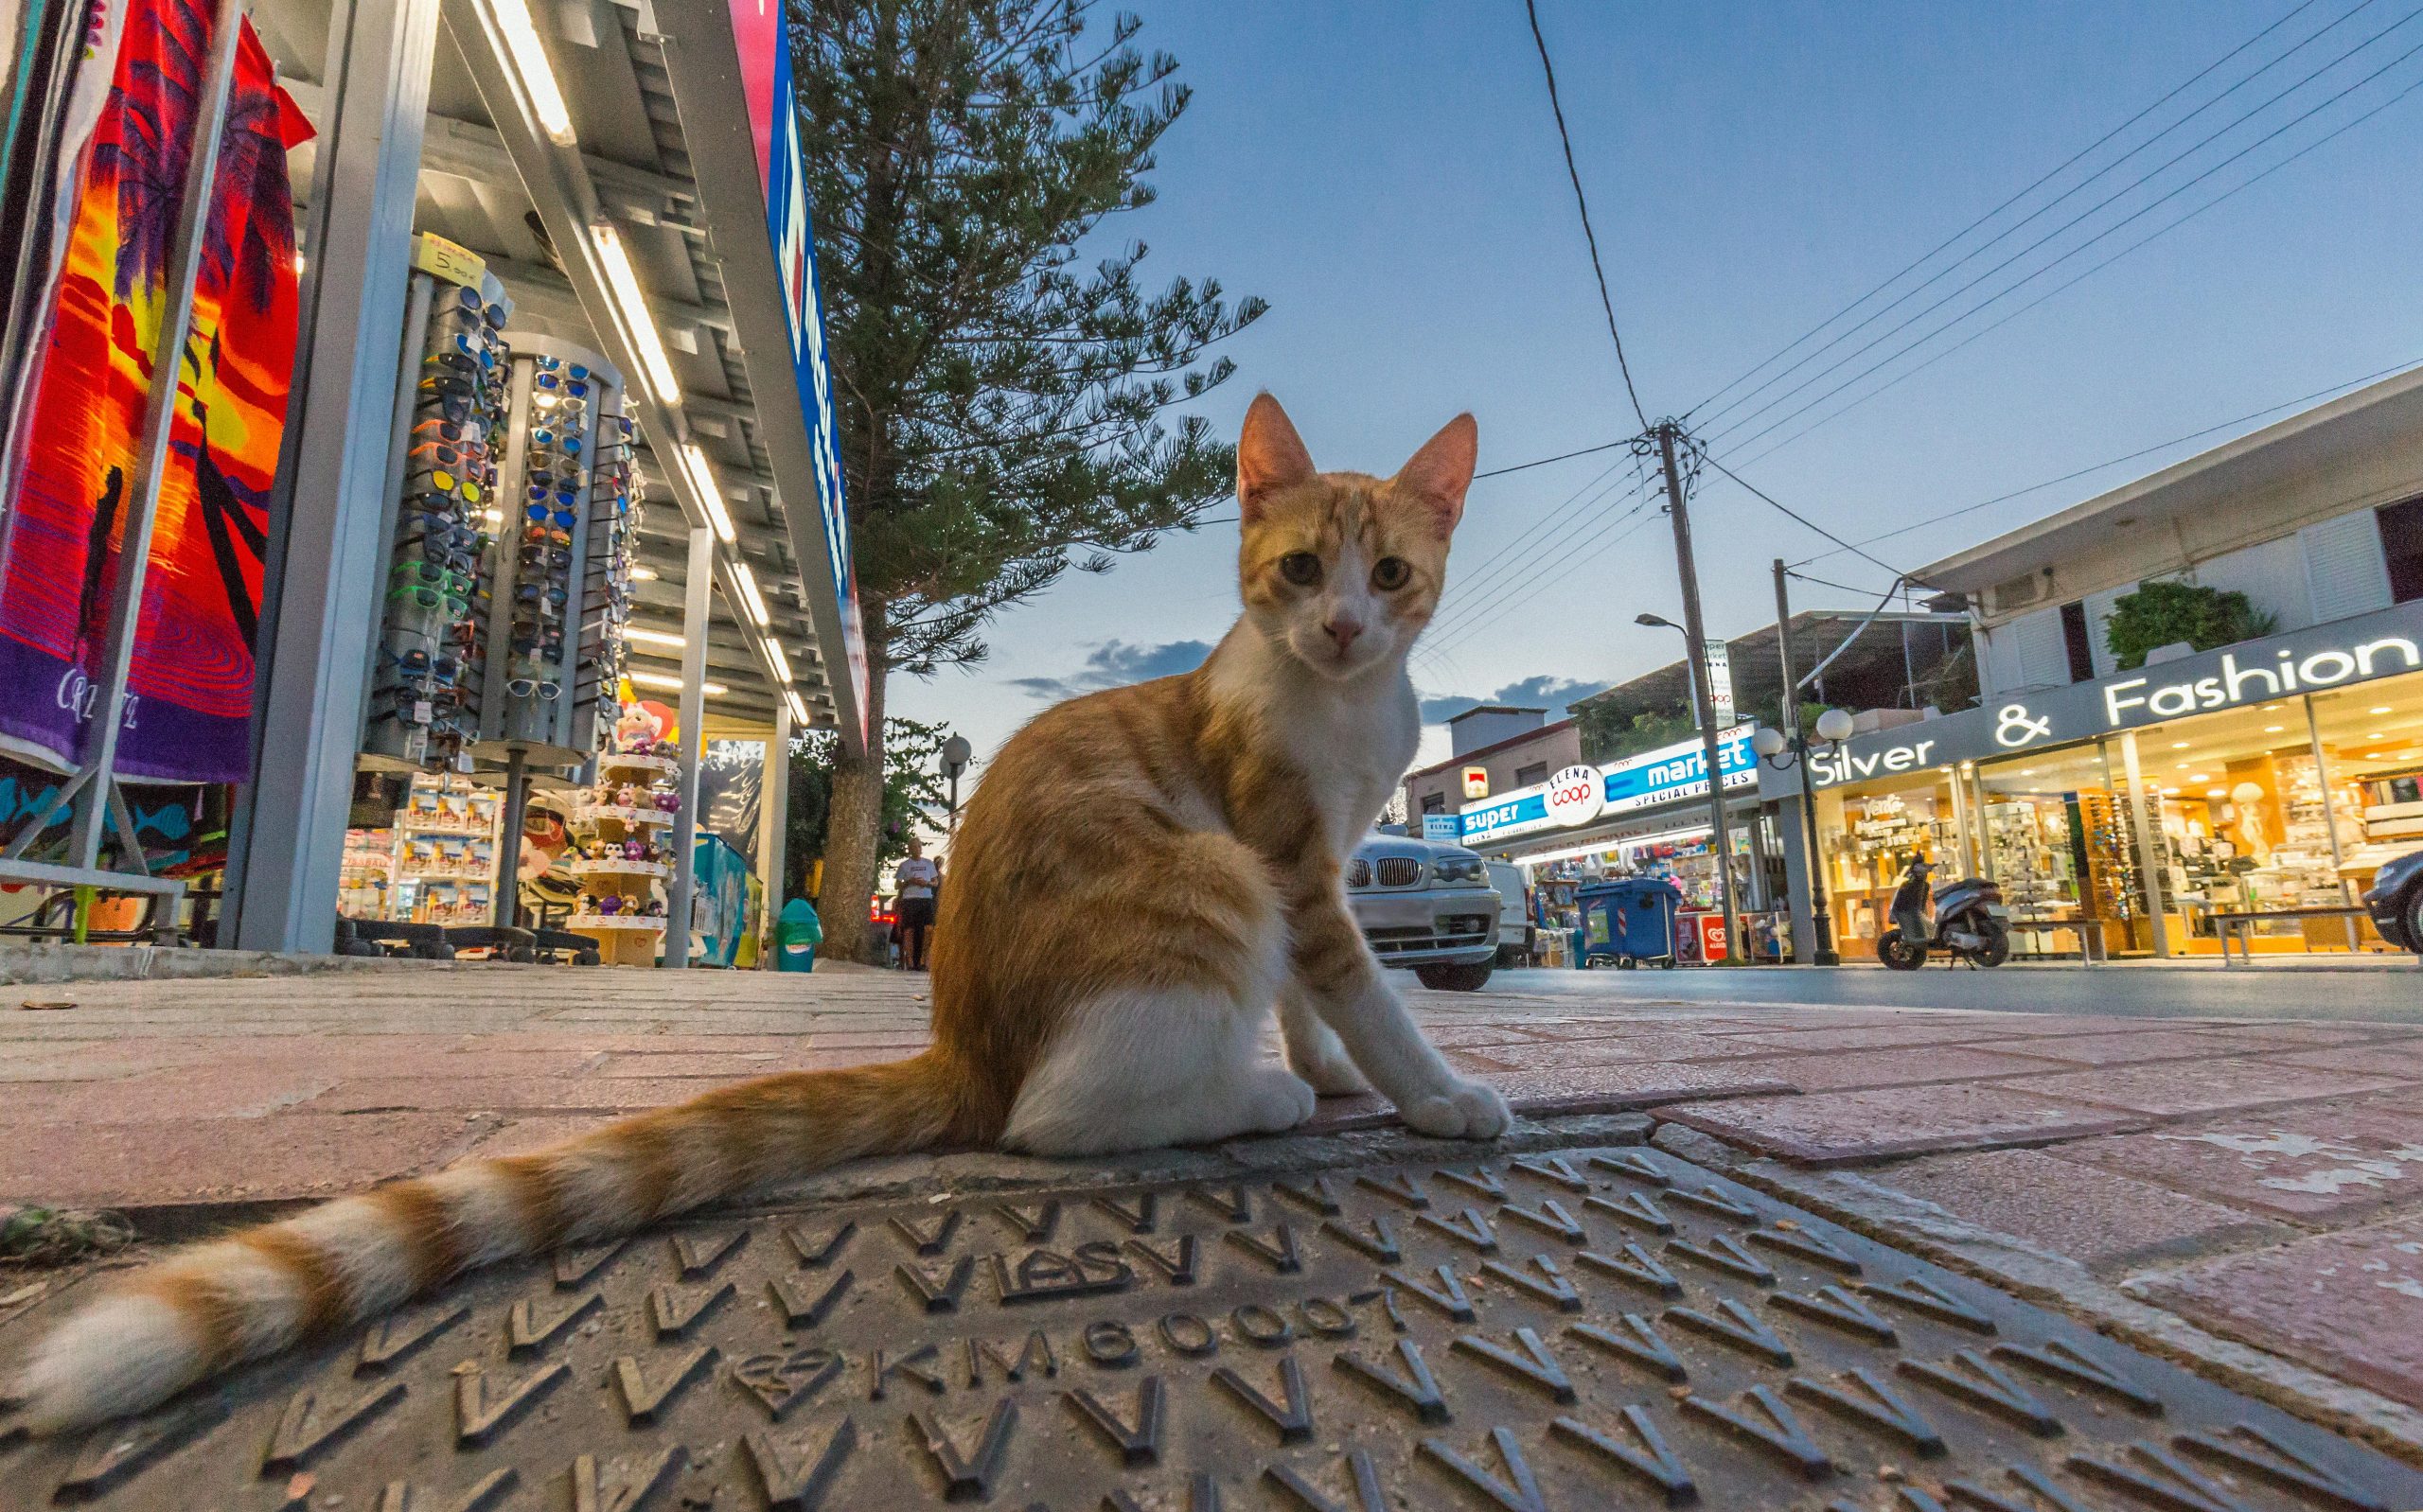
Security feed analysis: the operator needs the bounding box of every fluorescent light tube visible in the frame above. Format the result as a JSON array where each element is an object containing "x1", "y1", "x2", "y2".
[
  {"x1": 785, "y1": 689, "x2": 810, "y2": 726},
  {"x1": 733, "y1": 562, "x2": 770, "y2": 625},
  {"x1": 629, "y1": 670, "x2": 727, "y2": 696},
  {"x1": 766, "y1": 639, "x2": 791, "y2": 683},
  {"x1": 623, "y1": 627, "x2": 684, "y2": 648},
  {"x1": 593, "y1": 223, "x2": 680, "y2": 405},
  {"x1": 486, "y1": 0, "x2": 575, "y2": 146},
  {"x1": 681, "y1": 443, "x2": 734, "y2": 541}
]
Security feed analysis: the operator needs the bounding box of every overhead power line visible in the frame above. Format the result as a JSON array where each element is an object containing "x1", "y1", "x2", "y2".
[
  {"x1": 1730, "y1": 69, "x2": 2423, "y2": 472},
  {"x1": 1709, "y1": 8, "x2": 2423, "y2": 459},
  {"x1": 1474, "y1": 438, "x2": 1630, "y2": 480},
  {"x1": 1789, "y1": 353, "x2": 2423, "y2": 568},
  {"x1": 1687, "y1": 0, "x2": 2335, "y2": 421},
  {"x1": 1424, "y1": 465, "x2": 1656, "y2": 650},
  {"x1": 1691, "y1": 0, "x2": 2360, "y2": 430},
  {"x1": 1418, "y1": 483, "x2": 1667, "y2": 663},
  {"x1": 1692, "y1": 447, "x2": 1919, "y2": 587},
  {"x1": 1524, "y1": 0, "x2": 1651, "y2": 433}
]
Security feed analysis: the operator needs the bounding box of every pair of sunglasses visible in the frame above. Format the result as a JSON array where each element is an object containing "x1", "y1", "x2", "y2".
[
  {"x1": 523, "y1": 503, "x2": 576, "y2": 528},
  {"x1": 389, "y1": 583, "x2": 469, "y2": 617},
  {"x1": 529, "y1": 430, "x2": 581, "y2": 454},
  {"x1": 505, "y1": 677, "x2": 562, "y2": 700},
  {"x1": 522, "y1": 524, "x2": 571, "y2": 548},
  {"x1": 407, "y1": 439, "x2": 484, "y2": 468},
  {"x1": 516, "y1": 582, "x2": 569, "y2": 606},
  {"x1": 410, "y1": 469, "x2": 484, "y2": 503},
  {"x1": 392, "y1": 559, "x2": 471, "y2": 592},
  {"x1": 382, "y1": 646, "x2": 461, "y2": 682},
  {"x1": 534, "y1": 374, "x2": 589, "y2": 398},
  {"x1": 518, "y1": 544, "x2": 569, "y2": 569},
  {"x1": 411, "y1": 416, "x2": 479, "y2": 445}
]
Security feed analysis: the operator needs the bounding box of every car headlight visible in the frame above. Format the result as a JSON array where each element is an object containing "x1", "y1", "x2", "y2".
[{"x1": 1431, "y1": 856, "x2": 1486, "y2": 885}]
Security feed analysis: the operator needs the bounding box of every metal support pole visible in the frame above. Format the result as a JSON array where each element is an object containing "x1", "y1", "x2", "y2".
[
  {"x1": 227, "y1": 0, "x2": 442, "y2": 951},
  {"x1": 492, "y1": 750, "x2": 527, "y2": 927},
  {"x1": 1657, "y1": 422, "x2": 1742, "y2": 962},
  {"x1": 2303, "y1": 694, "x2": 2361, "y2": 953},
  {"x1": 757, "y1": 702, "x2": 792, "y2": 961},
  {"x1": 52, "y1": 3, "x2": 244, "y2": 872},
  {"x1": 2117, "y1": 729, "x2": 2172, "y2": 958},
  {"x1": 1772, "y1": 558, "x2": 1836, "y2": 964},
  {"x1": 663, "y1": 525, "x2": 712, "y2": 967}
]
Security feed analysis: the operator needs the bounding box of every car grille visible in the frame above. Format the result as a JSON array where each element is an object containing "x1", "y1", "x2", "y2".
[
  {"x1": 1375, "y1": 857, "x2": 1423, "y2": 888},
  {"x1": 1346, "y1": 860, "x2": 1371, "y2": 888}
]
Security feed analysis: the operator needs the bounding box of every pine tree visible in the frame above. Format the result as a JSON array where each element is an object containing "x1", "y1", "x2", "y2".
[{"x1": 791, "y1": 0, "x2": 1263, "y2": 958}]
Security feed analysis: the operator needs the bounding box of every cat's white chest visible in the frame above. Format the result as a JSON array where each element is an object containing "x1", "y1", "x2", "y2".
[{"x1": 1275, "y1": 678, "x2": 1416, "y2": 852}]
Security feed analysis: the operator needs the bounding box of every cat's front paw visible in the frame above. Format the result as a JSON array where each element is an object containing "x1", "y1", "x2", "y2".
[
  {"x1": 1292, "y1": 1049, "x2": 1371, "y2": 1098},
  {"x1": 1398, "y1": 1078, "x2": 1512, "y2": 1139},
  {"x1": 1244, "y1": 1068, "x2": 1321, "y2": 1134}
]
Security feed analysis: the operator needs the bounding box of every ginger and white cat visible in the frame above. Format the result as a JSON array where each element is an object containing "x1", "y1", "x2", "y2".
[{"x1": 15, "y1": 394, "x2": 1510, "y2": 1432}]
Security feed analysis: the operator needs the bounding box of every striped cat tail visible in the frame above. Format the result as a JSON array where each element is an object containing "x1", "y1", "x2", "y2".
[{"x1": 15, "y1": 1052, "x2": 963, "y2": 1433}]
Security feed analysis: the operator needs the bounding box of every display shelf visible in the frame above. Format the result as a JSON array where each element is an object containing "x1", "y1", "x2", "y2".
[
  {"x1": 565, "y1": 859, "x2": 669, "y2": 880},
  {"x1": 597, "y1": 752, "x2": 679, "y2": 777},
  {"x1": 397, "y1": 870, "x2": 493, "y2": 884},
  {"x1": 574, "y1": 803, "x2": 673, "y2": 829},
  {"x1": 567, "y1": 913, "x2": 666, "y2": 931}
]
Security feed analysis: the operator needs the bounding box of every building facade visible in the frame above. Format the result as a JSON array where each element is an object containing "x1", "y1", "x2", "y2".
[
  {"x1": 1768, "y1": 370, "x2": 2423, "y2": 960},
  {"x1": 1402, "y1": 707, "x2": 1582, "y2": 824}
]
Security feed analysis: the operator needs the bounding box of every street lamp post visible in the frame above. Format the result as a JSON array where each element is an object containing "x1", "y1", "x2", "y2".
[
  {"x1": 1636, "y1": 610, "x2": 1744, "y2": 963},
  {"x1": 1752, "y1": 708, "x2": 1855, "y2": 965},
  {"x1": 939, "y1": 734, "x2": 972, "y2": 829}
]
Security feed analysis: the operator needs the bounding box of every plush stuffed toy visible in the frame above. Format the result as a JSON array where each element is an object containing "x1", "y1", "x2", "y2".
[
  {"x1": 615, "y1": 703, "x2": 663, "y2": 757},
  {"x1": 623, "y1": 838, "x2": 646, "y2": 861},
  {"x1": 597, "y1": 894, "x2": 624, "y2": 916},
  {"x1": 615, "y1": 784, "x2": 639, "y2": 808},
  {"x1": 653, "y1": 791, "x2": 680, "y2": 814}
]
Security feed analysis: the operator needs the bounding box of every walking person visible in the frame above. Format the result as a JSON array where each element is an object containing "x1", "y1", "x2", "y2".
[{"x1": 893, "y1": 836, "x2": 940, "y2": 971}]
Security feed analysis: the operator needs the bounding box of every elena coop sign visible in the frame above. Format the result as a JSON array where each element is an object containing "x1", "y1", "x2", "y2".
[{"x1": 1459, "y1": 728, "x2": 1757, "y2": 845}]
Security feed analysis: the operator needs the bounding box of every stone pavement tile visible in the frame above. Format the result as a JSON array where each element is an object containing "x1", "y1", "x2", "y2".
[
  {"x1": 2271, "y1": 1042, "x2": 2423, "y2": 1082},
  {"x1": 2200, "y1": 1021, "x2": 2422, "y2": 1047},
  {"x1": 1449, "y1": 1033, "x2": 1827, "y2": 1071},
  {"x1": 1735, "y1": 1045, "x2": 2067, "y2": 1092},
  {"x1": 0, "y1": 1064, "x2": 345, "y2": 1123},
  {"x1": 1724, "y1": 1022, "x2": 2036, "y2": 1053},
  {"x1": 590, "y1": 1046, "x2": 905, "y2": 1077},
  {"x1": 302, "y1": 1075, "x2": 724, "y2": 1114},
  {"x1": 1658, "y1": 1082, "x2": 2145, "y2": 1164},
  {"x1": 1411, "y1": 1023, "x2": 1564, "y2": 1049},
  {"x1": 1472, "y1": 1060, "x2": 1799, "y2": 1109},
  {"x1": 1998, "y1": 1060, "x2": 2409, "y2": 1118},
  {"x1": 1869, "y1": 1148, "x2": 2295, "y2": 1272},
  {"x1": 2045, "y1": 1099, "x2": 2423, "y2": 1223},
  {"x1": 457, "y1": 1114, "x2": 619, "y2": 1159},
  {"x1": 0, "y1": 1111, "x2": 486, "y2": 1206},
  {"x1": 1976, "y1": 1029, "x2": 2289, "y2": 1066},
  {"x1": 2126, "y1": 1215, "x2": 2423, "y2": 1408}
]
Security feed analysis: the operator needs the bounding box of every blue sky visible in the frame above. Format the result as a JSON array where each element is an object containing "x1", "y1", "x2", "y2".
[{"x1": 886, "y1": 0, "x2": 2423, "y2": 782}]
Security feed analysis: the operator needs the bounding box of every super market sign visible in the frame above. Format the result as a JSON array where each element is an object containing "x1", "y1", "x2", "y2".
[{"x1": 1459, "y1": 727, "x2": 1757, "y2": 845}]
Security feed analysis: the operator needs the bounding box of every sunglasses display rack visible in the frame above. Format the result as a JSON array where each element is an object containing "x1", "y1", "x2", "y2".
[
  {"x1": 466, "y1": 336, "x2": 630, "y2": 766},
  {"x1": 358, "y1": 238, "x2": 514, "y2": 777}
]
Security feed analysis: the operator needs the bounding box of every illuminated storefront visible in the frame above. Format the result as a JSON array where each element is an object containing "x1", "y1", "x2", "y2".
[
  {"x1": 1773, "y1": 601, "x2": 2423, "y2": 958},
  {"x1": 1459, "y1": 727, "x2": 1794, "y2": 961}
]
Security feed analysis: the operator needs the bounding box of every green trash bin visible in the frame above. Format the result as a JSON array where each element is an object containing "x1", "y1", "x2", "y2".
[{"x1": 775, "y1": 898, "x2": 822, "y2": 972}]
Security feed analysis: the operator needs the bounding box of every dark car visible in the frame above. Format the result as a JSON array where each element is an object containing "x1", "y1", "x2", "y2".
[{"x1": 2361, "y1": 848, "x2": 2423, "y2": 955}]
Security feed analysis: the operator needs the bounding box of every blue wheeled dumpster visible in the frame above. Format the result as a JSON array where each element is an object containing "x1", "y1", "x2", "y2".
[{"x1": 1578, "y1": 877, "x2": 1682, "y2": 969}]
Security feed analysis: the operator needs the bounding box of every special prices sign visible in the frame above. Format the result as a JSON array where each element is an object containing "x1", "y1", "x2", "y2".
[
  {"x1": 1459, "y1": 728, "x2": 1758, "y2": 845},
  {"x1": 1779, "y1": 598, "x2": 2423, "y2": 793}
]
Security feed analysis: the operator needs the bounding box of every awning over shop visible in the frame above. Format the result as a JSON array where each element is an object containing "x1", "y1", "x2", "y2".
[{"x1": 256, "y1": 0, "x2": 865, "y2": 744}]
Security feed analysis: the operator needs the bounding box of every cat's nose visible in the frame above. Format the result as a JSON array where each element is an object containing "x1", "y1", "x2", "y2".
[{"x1": 1323, "y1": 616, "x2": 1363, "y2": 652}]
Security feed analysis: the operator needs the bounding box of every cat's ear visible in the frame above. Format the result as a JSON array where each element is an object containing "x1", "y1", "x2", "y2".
[
  {"x1": 1237, "y1": 394, "x2": 1317, "y2": 522},
  {"x1": 1395, "y1": 413, "x2": 1478, "y2": 538}
]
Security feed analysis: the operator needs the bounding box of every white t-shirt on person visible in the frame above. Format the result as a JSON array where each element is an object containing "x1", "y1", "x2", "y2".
[{"x1": 895, "y1": 857, "x2": 938, "y2": 900}]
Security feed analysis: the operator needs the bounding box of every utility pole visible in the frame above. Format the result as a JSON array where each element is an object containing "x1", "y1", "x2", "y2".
[
  {"x1": 1773, "y1": 559, "x2": 1839, "y2": 964},
  {"x1": 1656, "y1": 421, "x2": 1743, "y2": 964}
]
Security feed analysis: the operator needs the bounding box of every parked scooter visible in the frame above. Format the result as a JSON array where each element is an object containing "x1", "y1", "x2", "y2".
[{"x1": 1877, "y1": 858, "x2": 2012, "y2": 969}]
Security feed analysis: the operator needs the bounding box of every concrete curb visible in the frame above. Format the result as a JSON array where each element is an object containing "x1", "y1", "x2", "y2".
[{"x1": 1646, "y1": 1119, "x2": 2423, "y2": 1468}]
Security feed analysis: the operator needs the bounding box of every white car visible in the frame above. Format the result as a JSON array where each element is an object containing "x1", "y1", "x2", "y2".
[{"x1": 1342, "y1": 834, "x2": 1501, "y2": 991}]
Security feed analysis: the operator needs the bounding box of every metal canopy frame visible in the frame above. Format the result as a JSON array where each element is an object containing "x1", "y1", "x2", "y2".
[{"x1": 214, "y1": 0, "x2": 858, "y2": 952}]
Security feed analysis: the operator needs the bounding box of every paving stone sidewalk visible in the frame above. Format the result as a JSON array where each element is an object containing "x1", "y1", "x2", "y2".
[{"x1": 5, "y1": 964, "x2": 2423, "y2": 1447}]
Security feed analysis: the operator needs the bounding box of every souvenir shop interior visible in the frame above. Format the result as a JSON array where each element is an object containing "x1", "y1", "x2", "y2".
[
  {"x1": 1812, "y1": 673, "x2": 2423, "y2": 957},
  {"x1": 1510, "y1": 805, "x2": 1788, "y2": 965},
  {"x1": 0, "y1": 0, "x2": 857, "y2": 962}
]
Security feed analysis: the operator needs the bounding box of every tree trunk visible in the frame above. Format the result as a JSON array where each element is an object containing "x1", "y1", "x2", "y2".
[{"x1": 816, "y1": 599, "x2": 889, "y2": 962}]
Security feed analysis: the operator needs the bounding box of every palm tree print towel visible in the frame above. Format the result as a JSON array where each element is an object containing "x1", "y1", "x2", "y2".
[{"x1": 0, "y1": 0, "x2": 308, "y2": 784}]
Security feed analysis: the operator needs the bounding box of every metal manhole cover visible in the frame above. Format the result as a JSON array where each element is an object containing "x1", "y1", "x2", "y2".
[{"x1": 4, "y1": 1141, "x2": 2419, "y2": 1511}]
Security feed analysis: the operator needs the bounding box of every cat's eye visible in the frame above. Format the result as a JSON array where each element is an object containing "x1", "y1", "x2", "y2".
[
  {"x1": 1279, "y1": 553, "x2": 1322, "y2": 587},
  {"x1": 1371, "y1": 556, "x2": 1410, "y2": 590}
]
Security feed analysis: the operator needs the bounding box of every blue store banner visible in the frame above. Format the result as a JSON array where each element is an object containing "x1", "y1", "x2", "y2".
[{"x1": 1461, "y1": 727, "x2": 1756, "y2": 846}]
